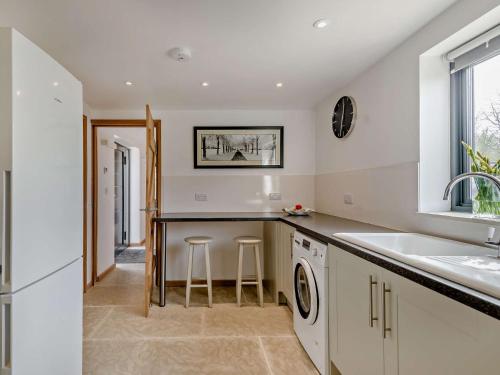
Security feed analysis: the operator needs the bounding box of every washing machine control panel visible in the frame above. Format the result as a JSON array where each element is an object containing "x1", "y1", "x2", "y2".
[{"x1": 294, "y1": 232, "x2": 328, "y2": 267}]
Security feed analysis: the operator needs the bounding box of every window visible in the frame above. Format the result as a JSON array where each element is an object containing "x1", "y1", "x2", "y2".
[{"x1": 450, "y1": 32, "x2": 500, "y2": 212}]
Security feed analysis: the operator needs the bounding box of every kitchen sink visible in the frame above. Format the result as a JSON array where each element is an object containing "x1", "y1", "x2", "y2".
[
  {"x1": 333, "y1": 232, "x2": 500, "y2": 299},
  {"x1": 333, "y1": 233, "x2": 494, "y2": 257}
]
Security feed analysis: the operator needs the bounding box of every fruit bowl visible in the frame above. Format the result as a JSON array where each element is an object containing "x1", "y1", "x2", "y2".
[{"x1": 282, "y1": 204, "x2": 312, "y2": 216}]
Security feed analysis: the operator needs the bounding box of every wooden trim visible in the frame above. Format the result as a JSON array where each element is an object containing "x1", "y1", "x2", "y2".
[
  {"x1": 91, "y1": 119, "x2": 161, "y2": 127},
  {"x1": 90, "y1": 118, "x2": 162, "y2": 301},
  {"x1": 85, "y1": 281, "x2": 93, "y2": 292},
  {"x1": 96, "y1": 263, "x2": 116, "y2": 282},
  {"x1": 91, "y1": 125, "x2": 98, "y2": 286},
  {"x1": 82, "y1": 115, "x2": 88, "y2": 292}
]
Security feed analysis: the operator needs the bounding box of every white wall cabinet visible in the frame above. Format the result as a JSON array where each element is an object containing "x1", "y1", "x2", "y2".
[{"x1": 329, "y1": 244, "x2": 500, "y2": 375}]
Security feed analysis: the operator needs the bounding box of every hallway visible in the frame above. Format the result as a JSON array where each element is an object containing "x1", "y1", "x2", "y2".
[{"x1": 83, "y1": 264, "x2": 318, "y2": 374}]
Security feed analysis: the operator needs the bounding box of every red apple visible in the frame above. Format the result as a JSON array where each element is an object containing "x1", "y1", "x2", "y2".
[{"x1": 295, "y1": 204, "x2": 303, "y2": 210}]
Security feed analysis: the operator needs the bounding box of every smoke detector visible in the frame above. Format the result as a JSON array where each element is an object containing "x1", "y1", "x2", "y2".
[{"x1": 167, "y1": 47, "x2": 192, "y2": 62}]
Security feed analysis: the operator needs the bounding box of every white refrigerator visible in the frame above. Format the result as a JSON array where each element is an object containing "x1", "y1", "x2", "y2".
[{"x1": 0, "y1": 28, "x2": 83, "y2": 374}]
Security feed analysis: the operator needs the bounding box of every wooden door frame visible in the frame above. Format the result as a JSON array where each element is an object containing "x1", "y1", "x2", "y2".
[
  {"x1": 89, "y1": 119, "x2": 162, "y2": 285},
  {"x1": 83, "y1": 115, "x2": 88, "y2": 292}
]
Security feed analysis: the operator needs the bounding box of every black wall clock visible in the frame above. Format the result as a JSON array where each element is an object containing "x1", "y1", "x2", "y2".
[{"x1": 331, "y1": 96, "x2": 356, "y2": 138}]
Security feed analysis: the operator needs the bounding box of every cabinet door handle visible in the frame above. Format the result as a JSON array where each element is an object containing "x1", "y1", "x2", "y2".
[
  {"x1": 382, "y1": 282, "x2": 391, "y2": 338},
  {"x1": 369, "y1": 275, "x2": 378, "y2": 327}
]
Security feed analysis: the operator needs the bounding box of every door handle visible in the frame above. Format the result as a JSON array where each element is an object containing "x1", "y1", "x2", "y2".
[
  {"x1": 382, "y1": 282, "x2": 391, "y2": 338},
  {"x1": 0, "y1": 294, "x2": 11, "y2": 374},
  {"x1": 1, "y1": 171, "x2": 11, "y2": 292},
  {"x1": 369, "y1": 275, "x2": 378, "y2": 327}
]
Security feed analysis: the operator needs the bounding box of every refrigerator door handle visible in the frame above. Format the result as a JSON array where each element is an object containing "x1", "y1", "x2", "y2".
[
  {"x1": 1, "y1": 170, "x2": 11, "y2": 292},
  {"x1": 0, "y1": 295, "x2": 11, "y2": 375}
]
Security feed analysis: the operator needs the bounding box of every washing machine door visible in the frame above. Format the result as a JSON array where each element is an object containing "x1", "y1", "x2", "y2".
[{"x1": 294, "y1": 257, "x2": 319, "y2": 325}]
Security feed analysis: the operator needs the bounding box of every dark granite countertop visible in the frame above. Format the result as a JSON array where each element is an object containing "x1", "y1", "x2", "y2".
[
  {"x1": 154, "y1": 211, "x2": 500, "y2": 319},
  {"x1": 154, "y1": 212, "x2": 283, "y2": 222}
]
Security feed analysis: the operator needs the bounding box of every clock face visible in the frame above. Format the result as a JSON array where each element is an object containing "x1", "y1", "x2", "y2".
[{"x1": 332, "y1": 96, "x2": 356, "y2": 138}]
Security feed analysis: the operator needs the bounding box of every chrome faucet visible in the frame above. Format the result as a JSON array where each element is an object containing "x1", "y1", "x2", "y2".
[
  {"x1": 442, "y1": 172, "x2": 500, "y2": 200},
  {"x1": 443, "y1": 172, "x2": 500, "y2": 258},
  {"x1": 485, "y1": 227, "x2": 500, "y2": 259}
]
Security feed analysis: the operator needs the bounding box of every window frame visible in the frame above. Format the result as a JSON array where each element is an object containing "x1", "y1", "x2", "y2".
[{"x1": 450, "y1": 67, "x2": 474, "y2": 212}]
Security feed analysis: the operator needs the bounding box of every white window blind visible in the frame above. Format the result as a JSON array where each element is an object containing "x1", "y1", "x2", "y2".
[{"x1": 447, "y1": 25, "x2": 500, "y2": 74}]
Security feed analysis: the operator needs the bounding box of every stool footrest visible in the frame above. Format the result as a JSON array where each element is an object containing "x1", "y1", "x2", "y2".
[
  {"x1": 241, "y1": 281, "x2": 259, "y2": 285},
  {"x1": 189, "y1": 284, "x2": 208, "y2": 288}
]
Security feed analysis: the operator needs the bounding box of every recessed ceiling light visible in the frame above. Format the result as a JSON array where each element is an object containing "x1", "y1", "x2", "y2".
[
  {"x1": 313, "y1": 19, "x2": 330, "y2": 29},
  {"x1": 113, "y1": 134, "x2": 120, "y2": 139},
  {"x1": 53, "y1": 81, "x2": 59, "y2": 87},
  {"x1": 276, "y1": 82, "x2": 283, "y2": 88},
  {"x1": 201, "y1": 82, "x2": 210, "y2": 87},
  {"x1": 124, "y1": 81, "x2": 133, "y2": 86},
  {"x1": 16, "y1": 90, "x2": 21, "y2": 96}
]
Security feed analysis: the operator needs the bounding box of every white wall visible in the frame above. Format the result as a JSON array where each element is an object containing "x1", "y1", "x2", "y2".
[
  {"x1": 91, "y1": 109, "x2": 316, "y2": 280},
  {"x1": 97, "y1": 131, "x2": 115, "y2": 275},
  {"x1": 315, "y1": 0, "x2": 500, "y2": 244},
  {"x1": 128, "y1": 147, "x2": 141, "y2": 243}
]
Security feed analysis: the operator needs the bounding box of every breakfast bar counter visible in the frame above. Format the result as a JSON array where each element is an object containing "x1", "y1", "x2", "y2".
[{"x1": 153, "y1": 211, "x2": 393, "y2": 307}]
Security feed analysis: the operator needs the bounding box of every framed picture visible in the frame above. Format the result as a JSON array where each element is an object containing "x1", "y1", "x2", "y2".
[{"x1": 193, "y1": 126, "x2": 284, "y2": 168}]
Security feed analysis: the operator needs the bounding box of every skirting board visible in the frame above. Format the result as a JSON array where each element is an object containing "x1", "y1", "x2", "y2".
[{"x1": 96, "y1": 263, "x2": 116, "y2": 282}]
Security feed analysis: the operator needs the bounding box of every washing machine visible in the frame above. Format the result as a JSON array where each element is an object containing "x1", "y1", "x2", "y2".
[{"x1": 293, "y1": 231, "x2": 329, "y2": 375}]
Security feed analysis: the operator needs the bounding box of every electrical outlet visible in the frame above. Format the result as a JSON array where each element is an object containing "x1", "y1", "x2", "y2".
[
  {"x1": 195, "y1": 193, "x2": 208, "y2": 202},
  {"x1": 344, "y1": 193, "x2": 353, "y2": 205},
  {"x1": 269, "y1": 193, "x2": 282, "y2": 201}
]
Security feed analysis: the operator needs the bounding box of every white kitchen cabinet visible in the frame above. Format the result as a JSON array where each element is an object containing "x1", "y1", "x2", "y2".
[
  {"x1": 329, "y1": 244, "x2": 500, "y2": 375},
  {"x1": 263, "y1": 221, "x2": 295, "y2": 305},
  {"x1": 263, "y1": 221, "x2": 279, "y2": 302},
  {"x1": 329, "y1": 245, "x2": 384, "y2": 375},
  {"x1": 279, "y1": 222, "x2": 295, "y2": 304},
  {"x1": 382, "y1": 269, "x2": 500, "y2": 375}
]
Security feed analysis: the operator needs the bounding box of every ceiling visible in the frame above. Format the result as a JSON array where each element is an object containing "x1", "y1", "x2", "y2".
[{"x1": 0, "y1": 0, "x2": 457, "y2": 110}]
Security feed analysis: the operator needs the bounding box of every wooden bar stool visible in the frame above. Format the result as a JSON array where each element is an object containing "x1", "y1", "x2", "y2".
[
  {"x1": 184, "y1": 236, "x2": 213, "y2": 308},
  {"x1": 234, "y1": 236, "x2": 263, "y2": 307}
]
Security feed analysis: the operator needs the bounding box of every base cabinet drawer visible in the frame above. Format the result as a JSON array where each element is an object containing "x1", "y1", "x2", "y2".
[{"x1": 329, "y1": 244, "x2": 500, "y2": 375}]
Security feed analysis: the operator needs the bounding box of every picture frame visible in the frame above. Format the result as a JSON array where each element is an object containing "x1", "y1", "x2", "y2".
[{"x1": 193, "y1": 126, "x2": 284, "y2": 168}]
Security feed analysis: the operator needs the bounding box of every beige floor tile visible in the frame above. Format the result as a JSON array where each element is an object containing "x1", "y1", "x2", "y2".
[
  {"x1": 84, "y1": 285, "x2": 144, "y2": 306},
  {"x1": 92, "y1": 305, "x2": 203, "y2": 339},
  {"x1": 203, "y1": 305, "x2": 294, "y2": 336},
  {"x1": 83, "y1": 339, "x2": 156, "y2": 375},
  {"x1": 260, "y1": 336, "x2": 319, "y2": 375},
  {"x1": 166, "y1": 286, "x2": 237, "y2": 306},
  {"x1": 153, "y1": 337, "x2": 270, "y2": 375},
  {"x1": 242, "y1": 286, "x2": 274, "y2": 305},
  {"x1": 83, "y1": 306, "x2": 113, "y2": 338},
  {"x1": 97, "y1": 264, "x2": 145, "y2": 286}
]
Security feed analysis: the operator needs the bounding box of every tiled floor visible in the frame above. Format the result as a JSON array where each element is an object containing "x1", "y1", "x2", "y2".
[{"x1": 84, "y1": 264, "x2": 318, "y2": 375}]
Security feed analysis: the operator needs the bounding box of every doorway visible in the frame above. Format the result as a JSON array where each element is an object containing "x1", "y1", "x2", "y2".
[
  {"x1": 87, "y1": 119, "x2": 162, "y2": 285},
  {"x1": 114, "y1": 143, "x2": 130, "y2": 256}
]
